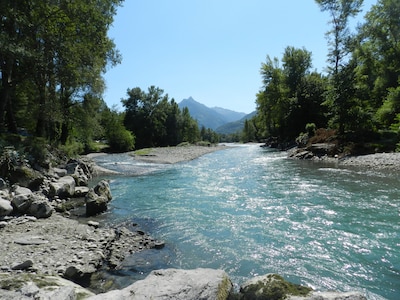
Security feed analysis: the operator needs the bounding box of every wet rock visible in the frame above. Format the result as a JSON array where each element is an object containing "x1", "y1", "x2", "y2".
[
  {"x1": 0, "y1": 198, "x2": 13, "y2": 216},
  {"x1": 154, "y1": 241, "x2": 165, "y2": 249},
  {"x1": 85, "y1": 190, "x2": 108, "y2": 217},
  {"x1": 87, "y1": 268, "x2": 233, "y2": 300},
  {"x1": 94, "y1": 180, "x2": 112, "y2": 201},
  {"x1": 85, "y1": 180, "x2": 112, "y2": 217}
]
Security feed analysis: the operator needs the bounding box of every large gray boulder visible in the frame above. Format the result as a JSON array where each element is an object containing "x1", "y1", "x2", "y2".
[
  {"x1": 49, "y1": 175, "x2": 76, "y2": 198},
  {"x1": 85, "y1": 180, "x2": 112, "y2": 217},
  {"x1": 66, "y1": 160, "x2": 92, "y2": 186},
  {"x1": 11, "y1": 186, "x2": 33, "y2": 214},
  {"x1": 28, "y1": 193, "x2": 53, "y2": 219},
  {"x1": 87, "y1": 268, "x2": 232, "y2": 300},
  {"x1": 93, "y1": 180, "x2": 112, "y2": 201}
]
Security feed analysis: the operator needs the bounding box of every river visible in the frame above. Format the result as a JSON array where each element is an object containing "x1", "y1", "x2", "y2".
[{"x1": 93, "y1": 144, "x2": 400, "y2": 299}]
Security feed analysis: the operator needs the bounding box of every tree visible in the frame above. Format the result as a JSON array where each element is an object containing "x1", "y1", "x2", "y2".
[
  {"x1": 315, "y1": 0, "x2": 363, "y2": 134},
  {"x1": 0, "y1": 0, "x2": 123, "y2": 144},
  {"x1": 242, "y1": 119, "x2": 256, "y2": 143},
  {"x1": 357, "y1": 0, "x2": 400, "y2": 127},
  {"x1": 256, "y1": 47, "x2": 326, "y2": 142},
  {"x1": 101, "y1": 106, "x2": 134, "y2": 152}
]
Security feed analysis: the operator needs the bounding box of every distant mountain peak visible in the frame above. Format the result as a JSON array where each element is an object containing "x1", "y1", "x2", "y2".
[{"x1": 178, "y1": 97, "x2": 248, "y2": 131}]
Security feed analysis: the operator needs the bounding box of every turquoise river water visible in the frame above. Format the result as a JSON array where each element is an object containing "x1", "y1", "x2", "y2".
[{"x1": 93, "y1": 144, "x2": 400, "y2": 299}]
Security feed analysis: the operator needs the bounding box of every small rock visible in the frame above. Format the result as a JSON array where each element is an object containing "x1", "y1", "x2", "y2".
[
  {"x1": 0, "y1": 221, "x2": 8, "y2": 228},
  {"x1": 11, "y1": 259, "x2": 33, "y2": 270},
  {"x1": 14, "y1": 236, "x2": 49, "y2": 245},
  {"x1": 87, "y1": 221, "x2": 100, "y2": 228},
  {"x1": 154, "y1": 241, "x2": 165, "y2": 249}
]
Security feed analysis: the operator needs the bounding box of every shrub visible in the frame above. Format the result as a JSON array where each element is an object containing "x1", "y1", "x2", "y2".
[{"x1": 107, "y1": 127, "x2": 135, "y2": 152}]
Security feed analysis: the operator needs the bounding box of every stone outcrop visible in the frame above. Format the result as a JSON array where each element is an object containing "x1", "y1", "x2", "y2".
[
  {"x1": 85, "y1": 180, "x2": 112, "y2": 217},
  {"x1": 236, "y1": 274, "x2": 366, "y2": 300},
  {"x1": 239, "y1": 274, "x2": 312, "y2": 299},
  {"x1": 0, "y1": 273, "x2": 95, "y2": 300},
  {"x1": 87, "y1": 268, "x2": 233, "y2": 300},
  {"x1": 49, "y1": 175, "x2": 76, "y2": 198}
]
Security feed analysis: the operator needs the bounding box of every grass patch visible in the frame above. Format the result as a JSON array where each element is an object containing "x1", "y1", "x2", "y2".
[{"x1": 131, "y1": 148, "x2": 153, "y2": 156}]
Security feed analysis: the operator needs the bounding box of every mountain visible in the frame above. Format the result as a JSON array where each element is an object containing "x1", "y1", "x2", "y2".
[
  {"x1": 211, "y1": 107, "x2": 246, "y2": 123},
  {"x1": 178, "y1": 97, "x2": 247, "y2": 130},
  {"x1": 215, "y1": 111, "x2": 257, "y2": 134}
]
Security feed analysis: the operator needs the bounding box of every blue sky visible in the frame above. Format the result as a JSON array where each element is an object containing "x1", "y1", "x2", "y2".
[{"x1": 103, "y1": 0, "x2": 376, "y2": 114}]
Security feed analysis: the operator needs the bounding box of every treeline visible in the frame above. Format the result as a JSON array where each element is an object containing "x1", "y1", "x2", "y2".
[
  {"x1": 250, "y1": 0, "x2": 400, "y2": 152},
  {"x1": 0, "y1": 0, "x2": 216, "y2": 154},
  {"x1": 0, "y1": 0, "x2": 127, "y2": 152}
]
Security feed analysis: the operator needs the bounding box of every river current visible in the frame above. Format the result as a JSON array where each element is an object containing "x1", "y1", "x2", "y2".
[{"x1": 93, "y1": 144, "x2": 400, "y2": 299}]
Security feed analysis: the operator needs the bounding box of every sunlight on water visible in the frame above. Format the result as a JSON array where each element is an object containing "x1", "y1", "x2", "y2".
[{"x1": 94, "y1": 145, "x2": 400, "y2": 299}]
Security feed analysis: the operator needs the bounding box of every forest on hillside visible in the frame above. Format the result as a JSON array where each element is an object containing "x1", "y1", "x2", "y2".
[
  {"x1": 243, "y1": 0, "x2": 400, "y2": 153},
  {"x1": 1, "y1": 0, "x2": 400, "y2": 157}
]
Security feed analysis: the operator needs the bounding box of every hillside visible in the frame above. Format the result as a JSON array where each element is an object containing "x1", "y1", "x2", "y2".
[
  {"x1": 215, "y1": 111, "x2": 257, "y2": 134},
  {"x1": 178, "y1": 97, "x2": 246, "y2": 130}
]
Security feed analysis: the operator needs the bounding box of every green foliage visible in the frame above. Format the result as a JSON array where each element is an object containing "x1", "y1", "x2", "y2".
[
  {"x1": 254, "y1": 0, "x2": 400, "y2": 152},
  {"x1": 122, "y1": 86, "x2": 201, "y2": 148},
  {"x1": 102, "y1": 107, "x2": 135, "y2": 152},
  {"x1": 108, "y1": 127, "x2": 135, "y2": 153},
  {"x1": 305, "y1": 123, "x2": 316, "y2": 136},
  {"x1": 0, "y1": 0, "x2": 123, "y2": 148},
  {"x1": 256, "y1": 48, "x2": 327, "y2": 142}
]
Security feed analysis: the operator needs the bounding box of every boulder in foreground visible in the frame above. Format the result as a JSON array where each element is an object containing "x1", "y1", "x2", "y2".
[{"x1": 87, "y1": 268, "x2": 232, "y2": 300}]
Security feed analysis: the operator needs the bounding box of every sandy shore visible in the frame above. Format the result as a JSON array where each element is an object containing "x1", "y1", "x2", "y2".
[{"x1": 130, "y1": 144, "x2": 229, "y2": 164}]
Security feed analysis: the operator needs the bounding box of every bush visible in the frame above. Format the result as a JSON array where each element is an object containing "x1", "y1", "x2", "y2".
[
  {"x1": 107, "y1": 127, "x2": 135, "y2": 152},
  {"x1": 305, "y1": 123, "x2": 316, "y2": 136}
]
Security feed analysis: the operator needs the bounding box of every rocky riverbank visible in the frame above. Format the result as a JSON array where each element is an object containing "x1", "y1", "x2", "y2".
[
  {"x1": 288, "y1": 144, "x2": 400, "y2": 171},
  {"x1": 0, "y1": 150, "x2": 165, "y2": 298}
]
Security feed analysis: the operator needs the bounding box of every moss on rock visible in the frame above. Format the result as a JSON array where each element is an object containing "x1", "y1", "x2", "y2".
[{"x1": 239, "y1": 274, "x2": 312, "y2": 300}]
